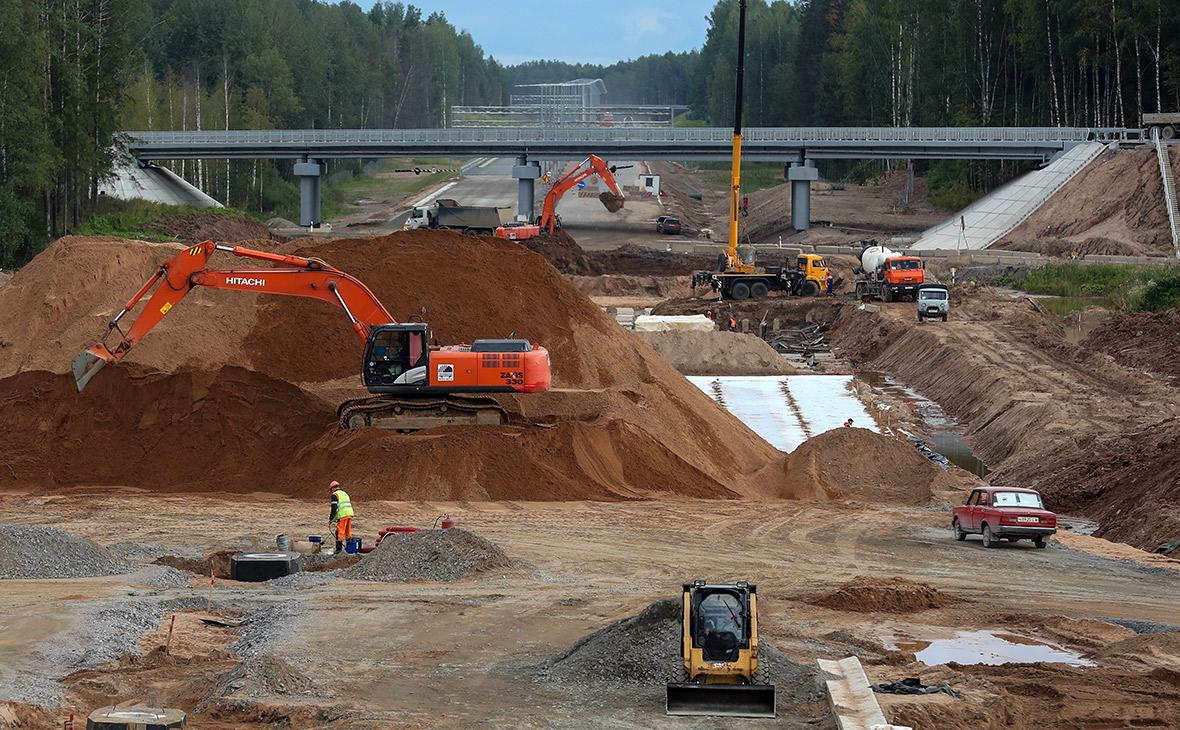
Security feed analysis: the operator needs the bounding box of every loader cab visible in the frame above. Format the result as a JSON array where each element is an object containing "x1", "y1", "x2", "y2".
[
  {"x1": 695, "y1": 588, "x2": 748, "y2": 661},
  {"x1": 363, "y1": 324, "x2": 429, "y2": 388}
]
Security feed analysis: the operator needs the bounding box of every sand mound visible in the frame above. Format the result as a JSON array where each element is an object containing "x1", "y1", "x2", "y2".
[
  {"x1": 1092, "y1": 631, "x2": 1180, "y2": 669},
  {"x1": 783, "y1": 428, "x2": 943, "y2": 504},
  {"x1": 1083, "y1": 310, "x2": 1180, "y2": 385},
  {"x1": 0, "y1": 231, "x2": 788, "y2": 500},
  {"x1": 1001, "y1": 147, "x2": 1179, "y2": 256},
  {"x1": 808, "y1": 576, "x2": 964, "y2": 613},
  {"x1": 0, "y1": 524, "x2": 131, "y2": 579},
  {"x1": 638, "y1": 330, "x2": 797, "y2": 376},
  {"x1": 343, "y1": 528, "x2": 510, "y2": 583}
]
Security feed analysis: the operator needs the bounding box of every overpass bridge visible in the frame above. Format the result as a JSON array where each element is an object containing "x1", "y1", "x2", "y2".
[{"x1": 122, "y1": 126, "x2": 1143, "y2": 227}]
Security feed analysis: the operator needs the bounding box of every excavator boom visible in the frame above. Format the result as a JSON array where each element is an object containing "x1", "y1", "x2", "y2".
[
  {"x1": 75, "y1": 241, "x2": 393, "y2": 391},
  {"x1": 538, "y1": 155, "x2": 627, "y2": 233}
]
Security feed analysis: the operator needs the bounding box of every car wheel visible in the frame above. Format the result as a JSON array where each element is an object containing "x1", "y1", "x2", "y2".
[
  {"x1": 942, "y1": 314, "x2": 949, "y2": 322},
  {"x1": 750, "y1": 282, "x2": 769, "y2": 299},
  {"x1": 1034, "y1": 537, "x2": 1047, "y2": 549},
  {"x1": 952, "y1": 519, "x2": 966, "y2": 541},
  {"x1": 730, "y1": 282, "x2": 751, "y2": 300},
  {"x1": 982, "y1": 524, "x2": 996, "y2": 548},
  {"x1": 918, "y1": 314, "x2": 924, "y2": 322},
  {"x1": 883, "y1": 289, "x2": 893, "y2": 303}
]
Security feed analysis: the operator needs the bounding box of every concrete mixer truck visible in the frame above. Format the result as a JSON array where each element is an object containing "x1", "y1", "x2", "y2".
[{"x1": 854, "y1": 240, "x2": 926, "y2": 302}]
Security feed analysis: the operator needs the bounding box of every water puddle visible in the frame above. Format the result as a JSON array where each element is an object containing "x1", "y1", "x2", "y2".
[
  {"x1": 883, "y1": 630, "x2": 1094, "y2": 667},
  {"x1": 855, "y1": 370, "x2": 989, "y2": 476},
  {"x1": 688, "y1": 375, "x2": 876, "y2": 452}
]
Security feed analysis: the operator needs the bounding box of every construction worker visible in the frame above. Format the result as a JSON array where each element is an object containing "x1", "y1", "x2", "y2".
[
  {"x1": 328, "y1": 480, "x2": 354, "y2": 553},
  {"x1": 825, "y1": 271, "x2": 834, "y2": 296}
]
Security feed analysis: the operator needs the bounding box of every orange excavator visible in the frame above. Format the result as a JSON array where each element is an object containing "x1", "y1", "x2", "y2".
[
  {"x1": 538, "y1": 154, "x2": 628, "y2": 234},
  {"x1": 72, "y1": 241, "x2": 552, "y2": 430}
]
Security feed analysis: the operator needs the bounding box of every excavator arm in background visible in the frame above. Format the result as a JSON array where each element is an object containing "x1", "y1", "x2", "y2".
[
  {"x1": 72, "y1": 240, "x2": 396, "y2": 391},
  {"x1": 538, "y1": 154, "x2": 628, "y2": 233}
]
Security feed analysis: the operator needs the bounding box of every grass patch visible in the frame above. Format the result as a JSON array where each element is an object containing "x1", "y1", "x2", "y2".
[
  {"x1": 75, "y1": 199, "x2": 254, "y2": 241},
  {"x1": 1009, "y1": 262, "x2": 1180, "y2": 312},
  {"x1": 693, "y1": 161, "x2": 785, "y2": 195},
  {"x1": 321, "y1": 159, "x2": 456, "y2": 220}
]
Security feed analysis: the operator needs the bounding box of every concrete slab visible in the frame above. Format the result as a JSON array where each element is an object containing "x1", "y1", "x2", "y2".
[
  {"x1": 818, "y1": 656, "x2": 910, "y2": 730},
  {"x1": 99, "y1": 159, "x2": 222, "y2": 208},
  {"x1": 912, "y1": 141, "x2": 1107, "y2": 251}
]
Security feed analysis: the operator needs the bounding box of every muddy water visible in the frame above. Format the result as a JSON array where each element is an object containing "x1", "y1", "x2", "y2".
[
  {"x1": 856, "y1": 370, "x2": 990, "y2": 477},
  {"x1": 688, "y1": 375, "x2": 877, "y2": 452},
  {"x1": 885, "y1": 629, "x2": 1094, "y2": 667}
]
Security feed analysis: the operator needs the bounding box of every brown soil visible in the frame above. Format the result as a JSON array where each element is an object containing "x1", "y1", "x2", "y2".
[
  {"x1": 999, "y1": 146, "x2": 1180, "y2": 256},
  {"x1": 784, "y1": 427, "x2": 956, "y2": 504},
  {"x1": 514, "y1": 229, "x2": 595, "y2": 275},
  {"x1": 807, "y1": 575, "x2": 965, "y2": 613},
  {"x1": 832, "y1": 288, "x2": 1180, "y2": 550},
  {"x1": 637, "y1": 330, "x2": 798, "y2": 376},
  {"x1": 567, "y1": 274, "x2": 692, "y2": 301},
  {"x1": 514, "y1": 230, "x2": 712, "y2": 277},
  {"x1": 1082, "y1": 309, "x2": 1180, "y2": 385},
  {"x1": 0, "y1": 231, "x2": 790, "y2": 501},
  {"x1": 598, "y1": 191, "x2": 624, "y2": 213},
  {"x1": 155, "y1": 212, "x2": 276, "y2": 246}
]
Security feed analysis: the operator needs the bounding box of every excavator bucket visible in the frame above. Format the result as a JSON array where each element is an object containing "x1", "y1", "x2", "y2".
[
  {"x1": 72, "y1": 345, "x2": 114, "y2": 392},
  {"x1": 666, "y1": 682, "x2": 776, "y2": 718},
  {"x1": 598, "y1": 191, "x2": 625, "y2": 213}
]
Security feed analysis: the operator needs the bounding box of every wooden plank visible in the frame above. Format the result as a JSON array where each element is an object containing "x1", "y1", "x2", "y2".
[{"x1": 817, "y1": 656, "x2": 911, "y2": 730}]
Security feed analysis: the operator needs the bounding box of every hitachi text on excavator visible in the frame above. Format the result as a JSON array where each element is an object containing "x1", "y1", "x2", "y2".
[{"x1": 72, "y1": 241, "x2": 552, "y2": 431}]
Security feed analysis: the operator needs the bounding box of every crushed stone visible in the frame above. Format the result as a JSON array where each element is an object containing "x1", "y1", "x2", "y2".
[
  {"x1": 197, "y1": 654, "x2": 315, "y2": 713},
  {"x1": 343, "y1": 528, "x2": 511, "y2": 583},
  {"x1": 0, "y1": 524, "x2": 131, "y2": 579},
  {"x1": 138, "y1": 565, "x2": 193, "y2": 590}
]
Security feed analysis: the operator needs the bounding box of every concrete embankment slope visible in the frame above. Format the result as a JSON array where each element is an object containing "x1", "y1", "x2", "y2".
[{"x1": 912, "y1": 141, "x2": 1106, "y2": 251}]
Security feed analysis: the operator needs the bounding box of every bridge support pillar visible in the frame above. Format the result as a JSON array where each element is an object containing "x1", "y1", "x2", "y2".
[
  {"x1": 788, "y1": 160, "x2": 819, "y2": 232},
  {"x1": 294, "y1": 159, "x2": 323, "y2": 228},
  {"x1": 512, "y1": 155, "x2": 541, "y2": 222}
]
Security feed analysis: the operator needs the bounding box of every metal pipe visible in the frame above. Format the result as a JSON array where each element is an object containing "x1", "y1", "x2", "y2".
[{"x1": 328, "y1": 282, "x2": 357, "y2": 324}]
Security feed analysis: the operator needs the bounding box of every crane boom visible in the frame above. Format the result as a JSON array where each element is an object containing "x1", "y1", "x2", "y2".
[
  {"x1": 727, "y1": 0, "x2": 748, "y2": 268},
  {"x1": 72, "y1": 240, "x2": 396, "y2": 391}
]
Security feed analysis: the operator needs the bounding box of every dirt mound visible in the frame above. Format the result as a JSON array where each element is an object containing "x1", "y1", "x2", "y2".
[
  {"x1": 156, "y1": 212, "x2": 275, "y2": 245},
  {"x1": 343, "y1": 528, "x2": 510, "y2": 583},
  {"x1": 587, "y1": 244, "x2": 715, "y2": 276},
  {"x1": 783, "y1": 428, "x2": 944, "y2": 504},
  {"x1": 808, "y1": 576, "x2": 965, "y2": 613},
  {"x1": 992, "y1": 236, "x2": 1145, "y2": 257},
  {"x1": 568, "y1": 274, "x2": 692, "y2": 300},
  {"x1": 0, "y1": 231, "x2": 788, "y2": 501},
  {"x1": 1083, "y1": 310, "x2": 1180, "y2": 385},
  {"x1": 1092, "y1": 631, "x2": 1180, "y2": 669},
  {"x1": 199, "y1": 655, "x2": 314, "y2": 711},
  {"x1": 638, "y1": 331, "x2": 797, "y2": 376},
  {"x1": 514, "y1": 229, "x2": 594, "y2": 274},
  {"x1": 0, "y1": 524, "x2": 131, "y2": 579},
  {"x1": 1001, "y1": 147, "x2": 1179, "y2": 256}
]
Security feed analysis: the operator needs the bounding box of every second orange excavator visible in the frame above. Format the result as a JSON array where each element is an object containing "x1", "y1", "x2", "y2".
[
  {"x1": 72, "y1": 241, "x2": 551, "y2": 431},
  {"x1": 538, "y1": 155, "x2": 628, "y2": 234}
]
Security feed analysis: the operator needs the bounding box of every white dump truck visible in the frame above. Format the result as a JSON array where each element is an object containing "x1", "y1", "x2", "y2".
[{"x1": 403, "y1": 198, "x2": 505, "y2": 236}]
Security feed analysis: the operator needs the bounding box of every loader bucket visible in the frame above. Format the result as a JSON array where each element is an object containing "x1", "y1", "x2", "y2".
[
  {"x1": 71, "y1": 346, "x2": 113, "y2": 392},
  {"x1": 666, "y1": 682, "x2": 776, "y2": 718}
]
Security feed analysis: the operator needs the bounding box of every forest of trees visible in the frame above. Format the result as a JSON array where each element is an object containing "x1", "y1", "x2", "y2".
[{"x1": 3, "y1": 0, "x2": 1180, "y2": 268}]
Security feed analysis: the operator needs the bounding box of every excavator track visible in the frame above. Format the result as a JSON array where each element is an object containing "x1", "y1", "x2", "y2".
[{"x1": 336, "y1": 394, "x2": 508, "y2": 432}]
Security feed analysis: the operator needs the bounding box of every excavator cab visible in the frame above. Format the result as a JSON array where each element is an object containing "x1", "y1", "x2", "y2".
[{"x1": 362, "y1": 324, "x2": 429, "y2": 388}]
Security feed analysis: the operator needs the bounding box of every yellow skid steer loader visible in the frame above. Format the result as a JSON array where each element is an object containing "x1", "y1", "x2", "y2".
[{"x1": 666, "y1": 580, "x2": 776, "y2": 718}]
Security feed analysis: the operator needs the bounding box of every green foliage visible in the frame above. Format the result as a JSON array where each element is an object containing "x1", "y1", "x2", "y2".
[
  {"x1": 74, "y1": 199, "x2": 256, "y2": 242},
  {"x1": 1015, "y1": 263, "x2": 1180, "y2": 312},
  {"x1": 695, "y1": 162, "x2": 784, "y2": 195}
]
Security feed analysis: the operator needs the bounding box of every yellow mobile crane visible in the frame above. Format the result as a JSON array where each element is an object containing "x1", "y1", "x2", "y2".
[{"x1": 691, "y1": 0, "x2": 829, "y2": 300}]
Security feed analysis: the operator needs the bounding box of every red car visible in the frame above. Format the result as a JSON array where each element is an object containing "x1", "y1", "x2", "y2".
[{"x1": 952, "y1": 487, "x2": 1057, "y2": 549}]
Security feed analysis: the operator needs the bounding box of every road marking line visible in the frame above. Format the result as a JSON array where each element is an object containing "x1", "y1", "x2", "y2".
[
  {"x1": 412, "y1": 181, "x2": 458, "y2": 208},
  {"x1": 478, "y1": 157, "x2": 498, "y2": 168}
]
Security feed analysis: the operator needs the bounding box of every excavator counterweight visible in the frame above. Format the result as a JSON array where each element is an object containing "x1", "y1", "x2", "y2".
[{"x1": 73, "y1": 241, "x2": 551, "y2": 431}]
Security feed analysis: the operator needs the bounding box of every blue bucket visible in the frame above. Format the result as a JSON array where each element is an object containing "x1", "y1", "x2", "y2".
[{"x1": 345, "y1": 537, "x2": 362, "y2": 554}]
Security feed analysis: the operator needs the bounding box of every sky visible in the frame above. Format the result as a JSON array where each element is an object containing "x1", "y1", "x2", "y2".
[{"x1": 356, "y1": 0, "x2": 716, "y2": 65}]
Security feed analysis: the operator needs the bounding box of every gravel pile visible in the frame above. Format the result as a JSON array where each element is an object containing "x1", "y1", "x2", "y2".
[
  {"x1": 343, "y1": 529, "x2": 511, "y2": 583},
  {"x1": 0, "y1": 524, "x2": 131, "y2": 579},
  {"x1": 107, "y1": 541, "x2": 189, "y2": 563},
  {"x1": 139, "y1": 565, "x2": 193, "y2": 589},
  {"x1": 268, "y1": 570, "x2": 340, "y2": 591},
  {"x1": 230, "y1": 603, "x2": 304, "y2": 658},
  {"x1": 536, "y1": 598, "x2": 825, "y2": 707},
  {"x1": 197, "y1": 654, "x2": 314, "y2": 713}
]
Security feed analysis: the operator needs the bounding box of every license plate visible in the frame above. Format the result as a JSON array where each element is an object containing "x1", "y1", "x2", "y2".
[
  {"x1": 927, "y1": 307, "x2": 940, "y2": 313},
  {"x1": 1017, "y1": 516, "x2": 1038, "y2": 523}
]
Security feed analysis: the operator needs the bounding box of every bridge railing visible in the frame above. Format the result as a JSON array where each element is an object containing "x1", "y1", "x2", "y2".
[{"x1": 123, "y1": 126, "x2": 1137, "y2": 147}]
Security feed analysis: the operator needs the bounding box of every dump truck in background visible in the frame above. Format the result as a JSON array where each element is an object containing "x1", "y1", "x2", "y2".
[
  {"x1": 854, "y1": 240, "x2": 926, "y2": 302},
  {"x1": 403, "y1": 198, "x2": 506, "y2": 236},
  {"x1": 1143, "y1": 112, "x2": 1180, "y2": 139}
]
